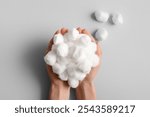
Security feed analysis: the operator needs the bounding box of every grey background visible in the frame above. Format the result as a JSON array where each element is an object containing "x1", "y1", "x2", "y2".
[{"x1": 0, "y1": 0, "x2": 150, "y2": 100}]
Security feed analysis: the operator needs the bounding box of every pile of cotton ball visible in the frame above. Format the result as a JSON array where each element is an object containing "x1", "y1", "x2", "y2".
[{"x1": 44, "y1": 28, "x2": 99, "y2": 88}]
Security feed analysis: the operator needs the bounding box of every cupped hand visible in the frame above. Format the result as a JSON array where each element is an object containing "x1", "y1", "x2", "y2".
[
  {"x1": 76, "y1": 27, "x2": 102, "y2": 100},
  {"x1": 46, "y1": 28, "x2": 70, "y2": 100},
  {"x1": 45, "y1": 27, "x2": 102, "y2": 100}
]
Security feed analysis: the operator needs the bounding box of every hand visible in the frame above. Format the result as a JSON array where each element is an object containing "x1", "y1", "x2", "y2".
[
  {"x1": 46, "y1": 27, "x2": 102, "y2": 100},
  {"x1": 46, "y1": 28, "x2": 70, "y2": 100},
  {"x1": 76, "y1": 27, "x2": 102, "y2": 100}
]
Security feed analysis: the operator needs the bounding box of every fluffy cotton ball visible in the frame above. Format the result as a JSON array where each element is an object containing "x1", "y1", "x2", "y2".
[
  {"x1": 72, "y1": 47, "x2": 86, "y2": 63},
  {"x1": 68, "y1": 68, "x2": 86, "y2": 81},
  {"x1": 95, "y1": 28, "x2": 108, "y2": 41},
  {"x1": 78, "y1": 60, "x2": 91, "y2": 74},
  {"x1": 64, "y1": 28, "x2": 79, "y2": 41},
  {"x1": 79, "y1": 34, "x2": 91, "y2": 45},
  {"x1": 88, "y1": 42, "x2": 97, "y2": 53},
  {"x1": 44, "y1": 51, "x2": 56, "y2": 66},
  {"x1": 68, "y1": 79, "x2": 79, "y2": 88},
  {"x1": 56, "y1": 43, "x2": 68, "y2": 57},
  {"x1": 53, "y1": 33, "x2": 64, "y2": 45},
  {"x1": 73, "y1": 71, "x2": 86, "y2": 81},
  {"x1": 94, "y1": 11, "x2": 109, "y2": 23},
  {"x1": 52, "y1": 63, "x2": 66, "y2": 74},
  {"x1": 57, "y1": 56, "x2": 70, "y2": 65},
  {"x1": 92, "y1": 54, "x2": 100, "y2": 67},
  {"x1": 111, "y1": 13, "x2": 123, "y2": 25},
  {"x1": 67, "y1": 63, "x2": 77, "y2": 77},
  {"x1": 59, "y1": 71, "x2": 69, "y2": 81}
]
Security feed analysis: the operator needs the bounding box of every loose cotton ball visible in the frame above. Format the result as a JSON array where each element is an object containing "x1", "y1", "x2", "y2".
[
  {"x1": 94, "y1": 10, "x2": 109, "y2": 23},
  {"x1": 111, "y1": 13, "x2": 123, "y2": 25},
  {"x1": 95, "y1": 28, "x2": 108, "y2": 41}
]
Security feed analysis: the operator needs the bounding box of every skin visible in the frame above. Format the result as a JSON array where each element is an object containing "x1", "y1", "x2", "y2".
[{"x1": 45, "y1": 28, "x2": 102, "y2": 100}]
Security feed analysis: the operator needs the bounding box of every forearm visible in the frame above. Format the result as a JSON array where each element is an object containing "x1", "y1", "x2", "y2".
[
  {"x1": 76, "y1": 80, "x2": 96, "y2": 100},
  {"x1": 49, "y1": 81, "x2": 70, "y2": 100}
]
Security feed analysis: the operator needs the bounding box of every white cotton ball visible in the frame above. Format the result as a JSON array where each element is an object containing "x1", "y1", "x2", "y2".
[
  {"x1": 79, "y1": 34, "x2": 91, "y2": 45},
  {"x1": 44, "y1": 51, "x2": 56, "y2": 66},
  {"x1": 52, "y1": 63, "x2": 66, "y2": 74},
  {"x1": 56, "y1": 43, "x2": 68, "y2": 57},
  {"x1": 111, "y1": 13, "x2": 123, "y2": 25},
  {"x1": 89, "y1": 42, "x2": 97, "y2": 53},
  {"x1": 64, "y1": 28, "x2": 79, "y2": 41},
  {"x1": 68, "y1": 79, "x2": 79, "y2": 88},
  {"x1": 72, "y1": 47, "x2": 86, "y2": 63},
  {"x1": 68, "y1": 68, "x2": 86, "y2": 81},
  {"x1": 94, "y1": 11, "x2": 109, "y2": 23},
  {"x1": 67, "y1": 63, "x2": 86, "y2": 81},
  {"x1": 59, "y1": 71, "x2": 69, "y2": 81},
  {"x1": 57, "y1": 56, "x2": 70, "y2": 65},
  {"x1": 95, "y1": 28, "x2": 108, "y2": 41},
  {"x1": 73, "y1": 71, "x2": 86, "y2": 81},
  {"x1": 67, "y1": 42, "x2": 76, "y2": 56},
  {"x1": 53, "y1": 34, "x2": 64, "y2": 45},
  {"x1": 92, "y1": 54, "x2": 100, "y2": 67},
  {"x1": 67, "y1": 63, "x2": 77, "y2": 77},
  {"x1": 78, "y1": 60, "x2": 91, "y2": 74}
]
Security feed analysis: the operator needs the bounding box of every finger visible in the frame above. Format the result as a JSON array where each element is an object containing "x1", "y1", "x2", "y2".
[
  {"x1": 47, "y1": 29, "x2": 61, "y2": 53},
  {"x1": 82, "y1": 29, "x2": 90, "y2": 35},
  {"x1": 77, "y1": 27, "x2": 82, "y2": 33},
  {"x1": 96, "y1": 42, "x2": 102, "y2": 57},
  {"x1": 61, "y1": 28, "x2": 68, "y2": 35}
]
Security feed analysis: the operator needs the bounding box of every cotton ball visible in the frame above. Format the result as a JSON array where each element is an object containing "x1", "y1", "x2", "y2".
[
  {"x1": 56, "y1": 43, "x2": 68, "y2": 57},
  {"x1": 52, "y1": 63, "x2": 66, "y2": 74},
  {"x1": 79, "y1": 34, "x2": 91, "y2": 45},
  {"x1": 84, "y1": 42, "x2": 97, "y2": 56},
  {"x1": 72, "y1": 47, "x2": 86, "y2": 63},
  {"x1": 57, "y1": 56, "x2": 70, "y2": 65},
  {"x1": 67, "y1": 63, "x2": 77, "y2": 77},
  {"x1": 94, "y1": 11, "x2": 109, "y2": 23},
  {"x1": 78, "y1": 60, "x2": 91, "y2": 74},
  {"x1": 53, "y1": 33, "x2": 64, "y2": 45},
  {"x1": 68, "y1": 42, "x2": 76, "y2": 56},
  {"x1": 64, "y1": 28, "x2": 79, "y2": 41},
  {"x1": 92, "y1": 54, "x2": 100, "y2": 67},
  {"x1": 95, "y1": 28, "x2": 108, "y2": 41},
  {"x1": 44, "y1": 51, "x2": 56, "y2": 66},
  {"x1": 73, "y1": 71, "x2": 86, "y2": 81},
  {"x1": 68, "y1": 69, "x2": 86, "y2": 81},
  {"x1": 89, "y1": 42, "x2": 97, "y2": 53},
  {"x1": 111, "y1": 13, "x2": 123, "y2": 25},
  {"x1": 68, "y1": 79, "x2": 79, "y2": 88},
  {"x1": 59, "y1": 71, "x2": 68, "y2": 81}
]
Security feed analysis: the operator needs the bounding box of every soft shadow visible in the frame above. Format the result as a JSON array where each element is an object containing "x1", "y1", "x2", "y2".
[
  {"x1": 92, "y1": 29, "x2": 97, "y2": 37},
  {"x1": 69, "y1": 88, "x2": 76, "y2": 100},
  {"x1": 24, "y1": 37, "x2": 79, "y2": 100},
  {"x1": 108, "y1": 14, "x2": 114, "y2": 25},
  {"x1": 90, "y1": 12, "x2": 96, "y2": 21},
  {"x1": 25, "y1": 39, "x2": 50, "y2": 100}
]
